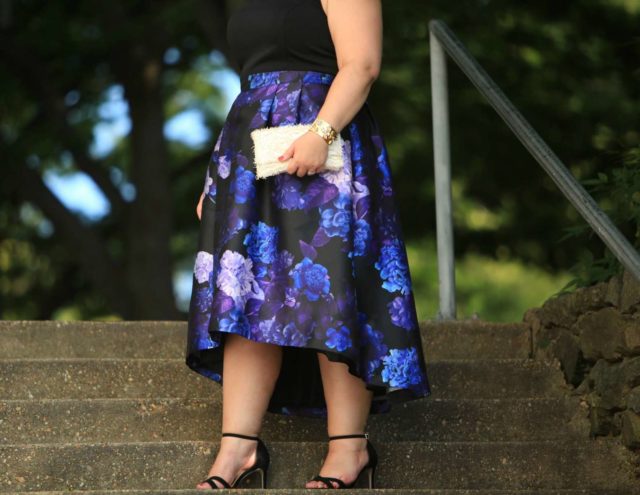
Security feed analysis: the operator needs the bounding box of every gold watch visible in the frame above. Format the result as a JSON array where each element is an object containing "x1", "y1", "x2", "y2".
[{"x1": 309, "y1": 118, "x2": 338, "y2": 145}]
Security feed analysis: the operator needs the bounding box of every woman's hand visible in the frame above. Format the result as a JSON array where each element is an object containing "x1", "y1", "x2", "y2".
[
  {"x1": 196, "y1": 191, "x2": 205, "y2": 220},
  {"x1": 278, "y1": 130, "x2": 329, "y2": 177}
]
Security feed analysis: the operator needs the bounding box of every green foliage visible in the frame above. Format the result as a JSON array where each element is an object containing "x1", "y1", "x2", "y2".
[
  {"x1": 2, "y1": 1, "x2": 640, "y2": 318},
  {"x1": 406, "y1": 237, "x2": 571, "y2": 322},
  {"x1": 557, "y1": 145, "x2": 640, "y2": 292},
  {"x1": 378, "y1": 0, "x2": 640, "y2": 274}
]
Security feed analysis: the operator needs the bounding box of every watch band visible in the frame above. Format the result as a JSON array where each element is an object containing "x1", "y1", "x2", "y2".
[{"x1": 309, "y1": 118, "x2": 338, "y2": 145}]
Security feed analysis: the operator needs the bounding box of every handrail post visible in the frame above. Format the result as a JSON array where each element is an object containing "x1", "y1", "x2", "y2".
[
  {"x1": 428, "y1": 19, "x2": 640, "y2": 283},
  {"x1": 429, "y1": 31, "x2": 457, "y2": 320}
]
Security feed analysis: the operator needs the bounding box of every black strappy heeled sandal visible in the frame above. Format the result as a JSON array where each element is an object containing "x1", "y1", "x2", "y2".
[
  {"x1": 307, "y1": 433, "x2": 378, "y2": 489},
  {"x1": 198, "y1": 432, "x2": 270, "y2": 489}
]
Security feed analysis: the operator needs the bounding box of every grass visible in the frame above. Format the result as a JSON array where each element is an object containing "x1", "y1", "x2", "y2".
[{"x1": 406, "y1": 236, "x2": 573, "y2": 323}]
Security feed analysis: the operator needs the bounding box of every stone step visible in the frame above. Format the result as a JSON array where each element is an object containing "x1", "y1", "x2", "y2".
[
  {"x1": 1, "y1": 439, "x2": 636, "y2": 491},
  {"x1": 8, "y1": 490, "x2": 635, "y2": 495},
  {"x1": 0, "y1": 358, "x2": 568, "y2": 400},
  {"x1": 0, "y1": 396, "x2": 588, "y2": 445},
  {"x1": 0, "y1": 320, "x2": 531, "y2": 361},
  {"x1": 422, "y1": 320, "x2": 531, "y2": 360}
]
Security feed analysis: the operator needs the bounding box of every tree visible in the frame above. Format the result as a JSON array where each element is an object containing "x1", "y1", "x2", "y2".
[
  {"x1": 1, "y1": 0, "x2": 638, "y2": 319},
  {"x1": 1, "y1": 0, "x2": 233, "y2": 318}
]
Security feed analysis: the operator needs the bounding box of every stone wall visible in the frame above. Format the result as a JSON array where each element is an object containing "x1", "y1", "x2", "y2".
[{"x1": 523, "y1": 268, "x2": 640, "y2": 450}]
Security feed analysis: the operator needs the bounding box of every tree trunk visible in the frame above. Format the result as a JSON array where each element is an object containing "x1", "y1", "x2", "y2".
[{"x1": 122, "y1": 54, "x2": 180, "y2": 320}]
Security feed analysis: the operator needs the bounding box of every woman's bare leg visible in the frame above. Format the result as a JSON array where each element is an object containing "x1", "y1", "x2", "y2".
[
  {"x1": 305, "y1": 352, "x2": 374, "y2": 488},
  {"x1": 196, "y1": 333, "x2": 283, "y2": 489}
]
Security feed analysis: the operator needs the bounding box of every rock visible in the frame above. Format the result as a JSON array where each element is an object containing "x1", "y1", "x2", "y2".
[
  {"x1": 571, "y1": 281, "x2": 610, "y2": 318},
  {"x1": 536, "y1": 324, "x2": 563, "y2": 352},
  {"x1": 621, "y1": 316, "x2": 640, "y2": 355},
  {"x1": 534, "y1": 282, "x2": 610, "y2": 332},
  {"x1": 612, "y1": 410, "x2": 624, "y2": 432},
  {"x1": 533, "y1": 342, "x2": 556, "y2": 362},
  {"x1": 620, "y1": 269, "x2": 640, "y2": 313},
  {"x1": 589, "y1": 405, "x2": 618, "y2": 436},
  {"x1": 606, "y1": 273, "x2": 623, "y2": 308},
  {"x1": 577, "y1": 308, "x2": 626, "y2": 361},
  {"x1": 524, "y1": 270, "x2": 640, "y2": 449},
  {"x1": 573, "y1": 377, "x2": 591, "y2": 395},
  {"x1": 527, "y1": 312, "x2": 568, "y2": 361},
  {"x1": 620, "y1": 356, "x2": 640, "y2": 388},
  {"x1": 626, "y1": 386, "x2": 640, "y2": 414},
  {"x1": 620, "y1": 410, "x2": 640, "y2": 449},
  {"x1": 534, "y1": 294, "x2": 577, "y2": 329},
  {"x1": 552, "y1": 330, "x2": 582, "y2": 385},
  {"x1": 576, "y1": 308, "x2": 639, "y2": 360},
  {"x1": 587, "y1": 359, "x2": 625, "y2": 410},
  {"x1": 522, "y1": 307, "x2": 541, "y2": 329}
]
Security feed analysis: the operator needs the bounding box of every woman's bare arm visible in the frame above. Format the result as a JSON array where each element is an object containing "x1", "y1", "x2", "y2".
[
  {"x1": 198, "y1": 0, "x2": 384, "y2": 217},
  {"x1": 279, "y1": 0, "x2": 383, "y2": 177},
  {"x1": 318, "y1": 0, "x2": 383, "y2": 135}
]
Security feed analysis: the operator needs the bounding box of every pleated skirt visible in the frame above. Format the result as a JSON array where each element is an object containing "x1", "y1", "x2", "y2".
[{"x1": 185, "y1": 69, "x2": 432, "y2": 417}]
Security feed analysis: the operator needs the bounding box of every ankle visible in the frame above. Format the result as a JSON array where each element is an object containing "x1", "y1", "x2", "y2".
[
  {"x1": 219, "y1": 441, "x2": 257, "y2": 456},
  {"x1": 327, "y1": 438, "x2": 367, "y2": 454}
]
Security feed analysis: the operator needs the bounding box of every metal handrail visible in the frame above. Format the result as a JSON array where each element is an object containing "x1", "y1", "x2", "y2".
[{"x1": 429, "y1": 19, "x2": 640, "y2": 320}]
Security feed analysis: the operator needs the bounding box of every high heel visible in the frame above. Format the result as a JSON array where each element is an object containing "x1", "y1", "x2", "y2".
[
  {"x1": 307, "y1": 433, "x2": 378, "y2": 489},
  {"x1": 198, "y1": 432, "x2": 270, "y2": 489}
]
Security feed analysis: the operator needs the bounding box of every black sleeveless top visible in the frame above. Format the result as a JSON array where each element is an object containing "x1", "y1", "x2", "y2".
[{"x1": 226, "y1": 0, "x2": 339, "y2": 83}]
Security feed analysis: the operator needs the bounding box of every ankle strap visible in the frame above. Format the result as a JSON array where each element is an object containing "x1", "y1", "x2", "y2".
[
  {"x1": 222, "y1": 432, "x2": 259, "y2": 440},
  {"x1": 329, "y1": 433, "x2": 369, "y2": 440}
]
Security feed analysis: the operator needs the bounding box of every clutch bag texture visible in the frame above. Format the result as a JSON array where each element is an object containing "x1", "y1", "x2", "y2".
[{"x1": 250, "y1": 123, "x2": 344, "y2": 179}]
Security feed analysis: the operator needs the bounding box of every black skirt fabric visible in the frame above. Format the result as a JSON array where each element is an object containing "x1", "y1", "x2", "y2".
[{"x1": 186, "y1": 69, "x2": 432, "y2": 417}]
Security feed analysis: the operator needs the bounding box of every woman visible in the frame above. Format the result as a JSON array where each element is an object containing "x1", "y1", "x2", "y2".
[{"x1": 187, "y1": 0, "x2": 432, "y2": 489}]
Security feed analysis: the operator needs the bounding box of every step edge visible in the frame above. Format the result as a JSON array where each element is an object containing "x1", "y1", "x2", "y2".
[
  {"x1": 0, "y1": 439, "x2": 619, "y2": 449},
  {"x1": 0, "y1": 396, "x2": 578, "y2": 404}
]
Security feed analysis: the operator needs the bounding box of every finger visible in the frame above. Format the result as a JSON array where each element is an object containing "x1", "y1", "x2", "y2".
[
  {"x1": 197, "y1": 192, "x2": 205, "y2": 219},
  {"x1": 278, "y1": 144, "x2": 294, "y2": 162},
  {"x1": 286, "y1": 159, "x2": 298, "y2": 174}
]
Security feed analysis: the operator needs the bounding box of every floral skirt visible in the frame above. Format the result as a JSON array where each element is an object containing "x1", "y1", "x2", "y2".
[{"x1": 185, "y1": 69, "x2": 431, "y2": 417}]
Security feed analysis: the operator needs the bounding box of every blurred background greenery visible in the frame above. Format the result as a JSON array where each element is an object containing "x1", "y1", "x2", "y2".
[{"x1": 1, "y1": 0, "x2": 638, "y2": 322}]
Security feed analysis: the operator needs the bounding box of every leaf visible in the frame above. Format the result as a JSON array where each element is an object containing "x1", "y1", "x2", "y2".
[
  {"x1": 213, "y1": 293, "x2": 234, "y2": 314},
  {"x1": 302, "y1": 181, "x2": 339, "y2": 211},
  {"x1": 299, "y1": 240, "x2": 317, "y2": 260},
  {"x1": 556, "y1": 225, "x2": 590, "y2": 243},
  {"x1": 355, "y1": 196, "x2": 370, "y2": 219},
  {"x1": 245, "y1": 297, "x2": 262, "y2": 316},
  {"x1": 311, "y1": 227, "x2": 331, "y2": 247}
]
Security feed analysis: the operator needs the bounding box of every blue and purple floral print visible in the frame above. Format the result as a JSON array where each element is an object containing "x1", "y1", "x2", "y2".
[{"x1": 186, "y1": 69, "x2": 431, "y2": 417}]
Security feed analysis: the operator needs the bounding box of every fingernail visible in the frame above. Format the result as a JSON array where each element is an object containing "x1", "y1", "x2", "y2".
[{"x1": 278, "y1": 155, "x2": 283, "y2": 161}]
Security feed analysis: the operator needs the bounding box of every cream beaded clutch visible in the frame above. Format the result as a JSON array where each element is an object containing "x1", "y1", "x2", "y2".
[{"x1": 250, "y1": 123, "x2": 344, "y2": 179}]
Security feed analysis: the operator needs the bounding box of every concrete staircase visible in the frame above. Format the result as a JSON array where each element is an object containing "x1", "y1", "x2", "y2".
[{"x1": 0, "y1": 320, "x2": 638, "y2": 494}]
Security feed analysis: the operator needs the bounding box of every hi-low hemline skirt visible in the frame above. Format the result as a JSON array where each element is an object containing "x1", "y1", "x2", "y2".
[{"x1": 185, "y1": 69, "x2": 432, "y2": 418}]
